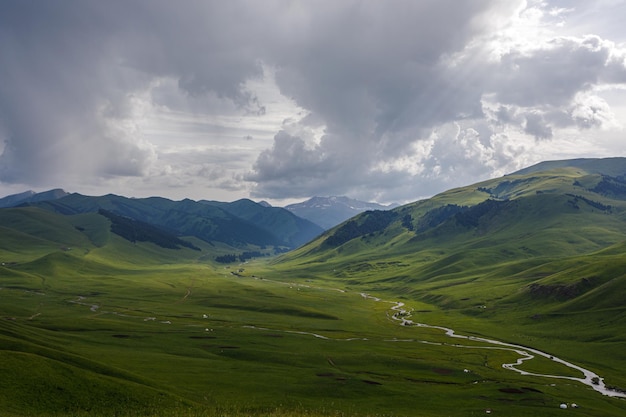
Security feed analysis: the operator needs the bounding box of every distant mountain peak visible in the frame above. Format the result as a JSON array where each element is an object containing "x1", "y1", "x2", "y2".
[
  {"x1": 284, "y1": 156, "x2": 626, "y2": 264},
  {"x1": 285, "y1": 196, "x2": 396, "y2": 230},
  {"x1": 0, "y1": 188, "x2": 68, "y2": 208}
]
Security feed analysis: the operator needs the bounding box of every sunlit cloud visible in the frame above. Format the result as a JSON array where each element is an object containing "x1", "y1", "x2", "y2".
[{"x1": 0, "y1": 1, "x2": 624, "y2": 204}]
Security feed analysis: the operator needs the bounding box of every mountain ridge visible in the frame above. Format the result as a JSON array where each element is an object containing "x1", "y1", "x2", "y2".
[
  {"x1": 510, "y1": 156, "x2": 626, "y2": 177},
  {"x1": 277, "y1": 157, "x2": 626, "y2": 306},
  {"x1": 0, "y1": 188, "x2": 68, "y2": 208},
  {"x1": 285, "y1": 196, "x2": 398, "y2": 229},
  {"x1": 22, "y1": 193, "x2": 321, "y2": 250},
  {"x1": 2, "y1": 157, "x2": 626, "y2": 416},
  {"x1": 200, "y1": 198, "x2": 323, "y2": 247},
  {"x1": 0, "y1": 188, "x2": 392, "y2": 241},
  {"x1": 292, "y1": 158, "x2": 626, "y2": 256}
]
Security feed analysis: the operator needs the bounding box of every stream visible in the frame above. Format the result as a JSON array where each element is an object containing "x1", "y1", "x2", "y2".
[
  {"x1": 68, "y1": 274, "x2": 625, "y2": 399},
  {"x1": 363, "y1": 293, "x2": 625, "y2": 398},
  {"x1": 242, "y1": 278, "x2": 625, "y2": 398},
  {"x1": 243, "y1": 277, "x2": 625, "y2": 398}
]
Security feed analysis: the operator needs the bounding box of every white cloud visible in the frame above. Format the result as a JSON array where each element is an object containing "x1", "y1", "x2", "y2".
[{"x1": 1, "y1": 1, "x2": 625, "y2": 203}]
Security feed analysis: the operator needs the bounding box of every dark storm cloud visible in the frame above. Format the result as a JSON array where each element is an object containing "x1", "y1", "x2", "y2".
[
  {"x1": 495, "y1": 36, "x2": 618, "y2": 108},
  {"x1": 248, "y1": 0, "x2": 503, "y2": 198},
  {"x1": 0, "y1": 0, "x2": 502, "y2": 197},
  {"x1": 1, "y1": 1, "x2": 625, "y2": 202},
  {"x1": 270, "y1": 1, "x2": 487, "y2": 124},
  {"x1": 245, "y1": 130, "x2": 371, "y2": 199},
  {"x1": 0, "y1": 1, "x2": 263, "y2": 186},
  {"x1": 271, "y1": 1, "x2": 497, "y2": 138}
]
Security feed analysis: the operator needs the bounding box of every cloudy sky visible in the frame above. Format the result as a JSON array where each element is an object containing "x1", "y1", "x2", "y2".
[{"x1": 1, "y1": 1, "x2": 625, "y2": 205}]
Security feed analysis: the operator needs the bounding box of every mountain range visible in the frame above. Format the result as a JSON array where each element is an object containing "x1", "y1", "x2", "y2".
[
  {"x1": 0, "y1": 190, "x2": 396, "y2": 246},
  {"x1": 2, "y1": 157, "x2": 625, "y2": 263},
  {"x1": 2, "y1": 157, "x2": 626, "y2": 416},
  {"x1": 286, "y1": 157, "x2": 626, "y2": 263},
  {"x1": 15, "y1": 193, "x2": 323, "y2": 251},
  {"x1": 284, "y1": 196, "x2": 397, "y2": 229},
  {"x1": 0, "y1": 188, "x2": 69, "y2": 208},
  {"x1": 281, "y1": 157, "x2": 626, "y2": 322}
]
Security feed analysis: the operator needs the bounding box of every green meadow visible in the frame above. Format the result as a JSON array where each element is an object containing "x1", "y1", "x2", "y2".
[
  {"x1": 2, "y1": 163, "x2": 626, "y2": 416},
  {"x1": 1, "y1": 243, "x2": 625, "y2": 416}
]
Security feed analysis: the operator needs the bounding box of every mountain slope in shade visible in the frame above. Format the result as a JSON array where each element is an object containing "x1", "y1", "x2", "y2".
[
  {"x1": 285, "y1": 196, "x2": 397, "y2": 229},
  {"x1": 0, "y1": 190, "x2": 35, "y2": 208},
  {"x1": 27, "y1": 193, "x2": 318, "y2": 249},
  {"x1": 0, "y1": 188, "x2": 68, "y2": 208},
  {"x1": 200, "y1": 198, "x2": 323, "y2": 248}
]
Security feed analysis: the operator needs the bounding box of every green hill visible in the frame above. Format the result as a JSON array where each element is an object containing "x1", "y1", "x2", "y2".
[
  {"x1": 511, "y1": 156, "x2": 626, "y2": 177},
  {"x1": 31, "y1": 194, "x2": 282, "y2": 247},
  {"x1": 2, "y1": 157, "x2": 626, "y2": 417},
  {"x1": 284, "y1": 158, "x2": 626, "y2": 261},
  {"x1": 272, "y1": 157, "x2": 626, "y2": 396},
  {"x1": 201, "y1": 198, "x2": 323, "y2": 247},
  {"x1": 29, "y1": 193, "x2": 322, "y2": 250}
]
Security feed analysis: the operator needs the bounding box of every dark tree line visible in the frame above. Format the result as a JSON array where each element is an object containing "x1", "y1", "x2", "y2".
[
  {"x1": 452, "y1": 200, "x2": 507, "y2": 228},
  {"x1": 99, "y1": 209, "x2": 200, "y2": 250},
  {"x1": 215, "y1": 251, "x2": 266, "y2": 264},
  {"x1": 415, "y1": 204, "x2": 466, "y2": 232},
  {"x1": 324, "y1": 210, "x2": 398, "y2": 247},
  {"x1": 566, "y1": 194, "x2": 612, "y2": 212},
  {"x1": 590, "y1": 175, "x2": 626, "y2": 200}
]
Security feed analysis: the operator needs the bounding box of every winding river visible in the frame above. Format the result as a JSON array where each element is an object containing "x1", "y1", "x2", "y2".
[
  {"x1": 246, "y1": 277, "x2": 625, "y2": 399},
  {"x1": 363, "y1": 293, "x2": 625, "y2": 398},
  {"x1": 71, "y1": 273, "x2": 625, "y2": 399}
]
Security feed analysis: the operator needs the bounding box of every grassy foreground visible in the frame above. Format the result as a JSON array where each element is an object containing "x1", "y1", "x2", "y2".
[{"x1": 1, "y1": 238, "x2": 626, "y2": 417}]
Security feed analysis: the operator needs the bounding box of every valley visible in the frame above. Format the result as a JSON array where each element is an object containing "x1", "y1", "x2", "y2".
[
  {"x1": 3, "y1": 256, "x2": 624, "y2": 417},
  {"x1": 2, "y1": 158, "x2": 626, "y2": 416}
]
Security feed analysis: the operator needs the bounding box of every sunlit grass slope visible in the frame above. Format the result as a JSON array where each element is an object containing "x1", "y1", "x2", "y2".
[
  {"x1": 4, "y1": 247, "x2": 625, "y2": 417},
  {"x1": 271, "y1": 159, "x2": 626, "y2": 396},
  {"x1": 2, "y1": 158, "x2": 626, "y2": 417}
]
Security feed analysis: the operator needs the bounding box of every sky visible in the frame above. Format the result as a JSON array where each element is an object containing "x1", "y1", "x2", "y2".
[{"x1": 1, "y1": 0, "x2": 625, "y2": 205}]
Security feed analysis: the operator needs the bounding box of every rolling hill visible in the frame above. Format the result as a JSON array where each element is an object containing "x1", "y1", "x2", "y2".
[
  {"x1": 284, "y1": 157, "x2": 626, "y2": 261},
  {"x1": 273, "y1": 158, "x2": 626, "y2": 384},
  {"x1": 24, "y1": 193, "x2": 322, "y2": 250},
  {"x1": 2, "y1": 157, "x2": 626, "y2": 417}
]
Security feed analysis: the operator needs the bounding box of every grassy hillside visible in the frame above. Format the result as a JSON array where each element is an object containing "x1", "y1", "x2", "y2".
[
  {"x1": 2, "y1": 158, "x2": 626, "y2": 416},
  {"x1": 5, "y1": 248, "x2": 625, "y2": 417},
  {"x1": 269, "y1": 158, "x2": 626, "y2": 396},
  {"x1": 202, "y1": 198, "x2": 323, "y2": 247},
  {"x1": 31, "y1": 193, "x2": 320, "y2": 250}
]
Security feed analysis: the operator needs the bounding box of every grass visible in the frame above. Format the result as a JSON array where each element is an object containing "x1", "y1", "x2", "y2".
[
  {"x1": 3, "y1": 165, "x2": 626, "y2": 416},
  {"x1": 2, "y1": 245, "x2": 626, "y2": 417}
]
